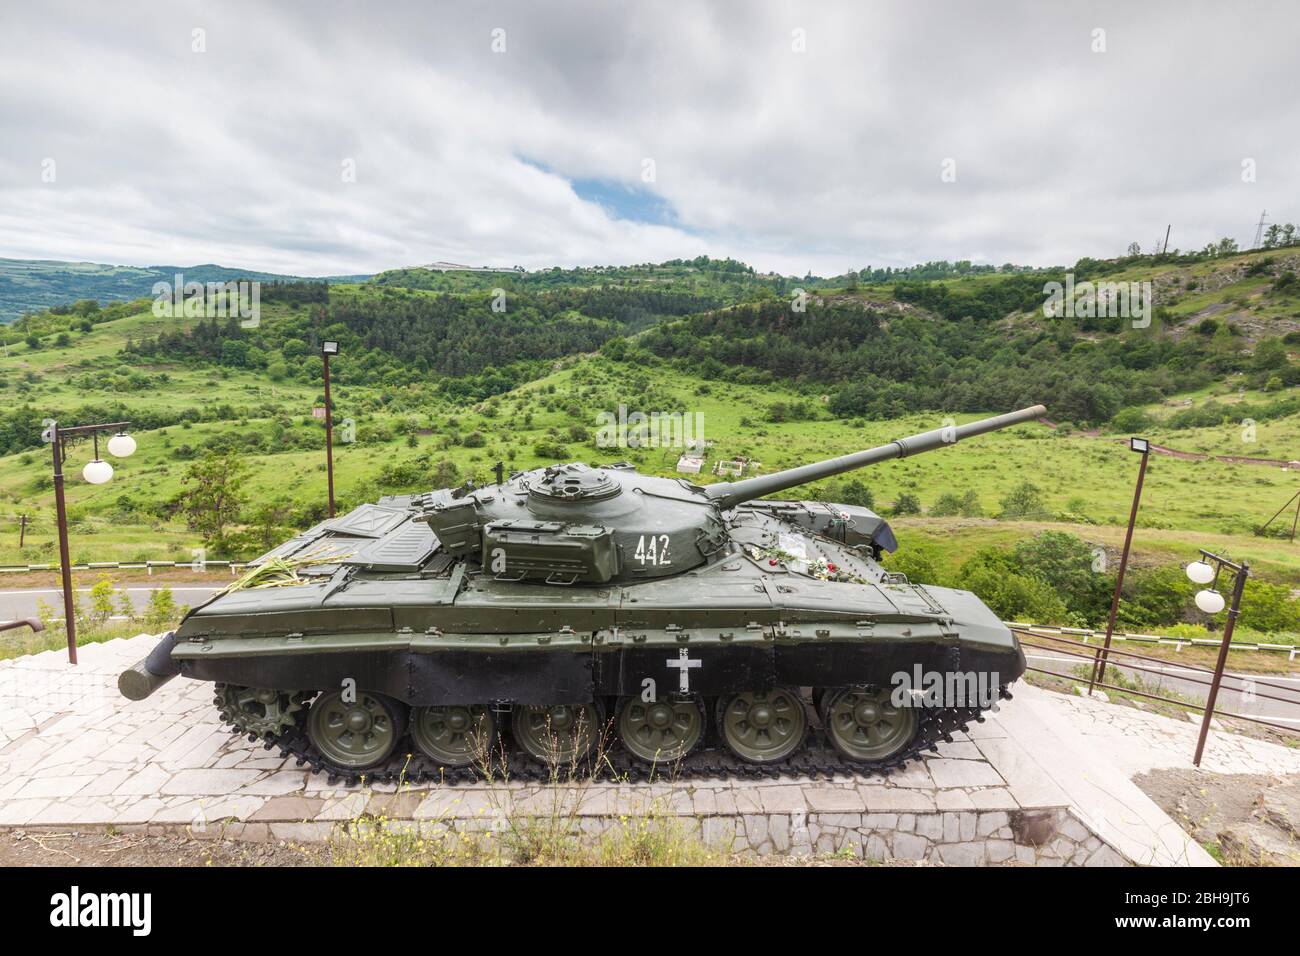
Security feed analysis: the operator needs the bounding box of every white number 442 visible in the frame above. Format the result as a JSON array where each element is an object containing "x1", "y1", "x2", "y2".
[{"x1": 634, "y1": 534, "x2": 671, "y2": 566}]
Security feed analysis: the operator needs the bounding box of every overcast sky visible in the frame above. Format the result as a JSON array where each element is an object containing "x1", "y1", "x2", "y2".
[{"x1": 1, "y1": 1, "x2": 1296, "y2": 277}]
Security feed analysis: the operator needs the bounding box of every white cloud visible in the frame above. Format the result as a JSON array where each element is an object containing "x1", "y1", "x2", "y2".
[{"x1": 0, "y1": 0, "x2": 1296, "y2": 276}]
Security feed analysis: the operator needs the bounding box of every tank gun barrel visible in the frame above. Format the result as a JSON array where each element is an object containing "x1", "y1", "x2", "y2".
[{"x1": 703, "y1": 405, "x2": 1046, "y2": 510}]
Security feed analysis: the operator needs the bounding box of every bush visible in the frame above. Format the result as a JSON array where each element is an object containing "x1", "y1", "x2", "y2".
[
  {"x1": 1109, "y1": 406, "x2": 1153, "y2": 433},
  {"x1": 998, "y1": 480, "x2": 1046, "y2": 519},
  {"x1": 891, "y1": 492, "x2": 921, "y2": 515},
  {"x1": 930, "y1": 489, "x2": 982, "y2": 517},
  {"x1": 832, "y1": 478, "x2": 874, "y2": 509},
  {"x1": 1117, "y1": 566, "x2": 1194, "y2": 629},
  {"x1": 533, "y1": 441, "x2": 569, "y2": 459},
  {"x1": 1239, "y1": 580, "x2": 1300, "y2": 633},
  {"x1": 883, "y1": 543, "x2": 945, "y2": 585},
  {"x1": 957, "y1": 560, "x2": 1070, "y2": 624},
  {"x1": 1010, "y1": 532, "x2": 1111, "y2": 625}
]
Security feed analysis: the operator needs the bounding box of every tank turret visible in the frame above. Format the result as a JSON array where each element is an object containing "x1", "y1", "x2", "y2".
[{"x1": 415, "y1": 405, "x2": 1045, "y2": 584}]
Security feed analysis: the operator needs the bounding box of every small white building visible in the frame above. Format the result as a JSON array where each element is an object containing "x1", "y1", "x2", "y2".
[
  {"x1": 714, "y1": 457, "x2": 758, "y2": 477},
  {"x1": 676, "y1": 454, "x2": 705, "y2": 474}
]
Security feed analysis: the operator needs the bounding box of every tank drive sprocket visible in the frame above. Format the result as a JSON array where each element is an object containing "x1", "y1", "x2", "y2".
[{"x1": 214, "y1": 683, "x2": 310, "y2": 739}]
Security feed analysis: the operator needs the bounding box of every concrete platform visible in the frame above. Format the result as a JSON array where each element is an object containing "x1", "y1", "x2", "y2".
[{"x1": 5, "y1": 633, "x2": 1295, "y2": 865}]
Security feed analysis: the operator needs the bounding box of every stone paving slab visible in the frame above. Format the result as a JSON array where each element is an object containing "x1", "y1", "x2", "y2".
[{"x1": 4, "y1": 634, "x2": 1293, "y2": 864}]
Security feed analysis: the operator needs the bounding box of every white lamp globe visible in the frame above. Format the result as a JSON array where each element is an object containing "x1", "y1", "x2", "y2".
[
  {"x1": 83, "y1": 459, "x2": 114, "y2": 484},
  {"x1": 1195, "y1": 589, "x2": 1226, "y2": 615},
  {"x1": 107, "y1": 432, "x2": 136, "y2": 458},
  {"x1": 1185, "y1": 561, "x2": 1215, "y2": 585}
]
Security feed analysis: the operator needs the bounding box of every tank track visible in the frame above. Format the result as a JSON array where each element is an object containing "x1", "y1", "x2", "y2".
[{"x1": 227, "y1": 685, "x2": 1014, "y2": 787}]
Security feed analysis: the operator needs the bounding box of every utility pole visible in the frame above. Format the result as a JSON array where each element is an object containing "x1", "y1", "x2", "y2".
[
  {"x1": 1162, "y1": 224, "x2": 1171, "y2": 255},
  {"x1": 50, "y1": 425, "x2": 77, "y2": 664},
  {"x1": 18, "y1": 514, "x2": 26, "y2": 548},
  {"x1": 1192, "y1": 553, "x2": 1250, "y2": 766},
  {"x1": 1090, "y1": 437, "x2": 1151, "y2": 693},
  {"x1": 321, "y1": 342, "x2": 339, "y2": 518},
  {"x1": 44, "y1": 419, "x2": 135, "y2": 664},
  {"x1": 1253, "y1": 210, "x2": 1269, "y2": 249},
  {"x1": 1257, "y1": 488, "x2": 1300, "y2": 542}
]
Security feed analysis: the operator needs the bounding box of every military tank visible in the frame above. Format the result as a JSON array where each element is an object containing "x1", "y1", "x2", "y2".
[{"x1": 119, "y1": 405, "x2": 1044, "y2": 783}]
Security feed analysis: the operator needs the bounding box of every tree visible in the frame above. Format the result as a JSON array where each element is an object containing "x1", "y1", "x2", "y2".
[
  {"x1": 143, "y1": 586, "x2": 179, "y2": 632},
  {"x1": 1010, "y1": 532, "x2": 1111, "y2": 624},
  {"x1": 891, "y1": 492, "x2": 921, "y2": 515},
  {"x1": 998, "y1": 480, "x2": 1046, "y2": 519},
  {"x1": 180, "y1": 452, "x2": 249, "y2": 546},
  {"x1": 1126, "y1": 242, "x2": 1142, "y2": 257},
  {"x1": 86, "y1": 573, "x2": 117, "y2": 630},
  {"x1": 833, "y1": 478, "x2": 874, "y2": 509}
]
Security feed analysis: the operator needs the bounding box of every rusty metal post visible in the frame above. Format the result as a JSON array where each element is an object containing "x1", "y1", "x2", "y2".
[
  {"x1": 1194, "y1": 562, "x2": 1249, "y2": 766},
  {"x1": 51, "y1": 424, "x2": 78, "y2": 665},
  {"x1": 1090, "y1": 441, "x2": 1149, "y2": 692},
  {"x1": 323, "y1": 349, "x2": 335, "y2": 518}
]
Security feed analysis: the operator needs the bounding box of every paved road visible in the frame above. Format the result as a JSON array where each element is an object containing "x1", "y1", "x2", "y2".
[
  {"x1": 1025, "y1": 651, "x2": 1300, "y2": 726},
  {"x1": 0, "y1": 585, "x2": 222, "y2": 622}
]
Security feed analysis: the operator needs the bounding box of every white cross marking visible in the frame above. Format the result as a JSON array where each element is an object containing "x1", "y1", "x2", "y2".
[{"x1": 666, "y1": 648, "x2": 702, "y2": 693}]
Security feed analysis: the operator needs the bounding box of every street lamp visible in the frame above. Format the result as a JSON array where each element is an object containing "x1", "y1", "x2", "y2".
[
  {"x1": 1089, "y1": 436, "x2": 1151, "y2": 692},
  {"x1": 1185, "y1": 550, "x2": 1249, "y2": 765},
  {"x1": 321, "y1": 342, "x2": 339, "y2": 517},
  {"x1": 42, "y1": 419, "x2": 135, "y2": 664}
]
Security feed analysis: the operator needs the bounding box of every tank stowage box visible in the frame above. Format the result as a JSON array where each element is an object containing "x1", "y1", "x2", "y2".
[{"x1": 120, "y1": 406, "x2": 1043, "y2": 782}]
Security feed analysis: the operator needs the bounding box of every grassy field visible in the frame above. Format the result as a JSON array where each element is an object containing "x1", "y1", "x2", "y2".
[{"x1": 4, "y1": 348, "x2": 1300, "y2": 581}]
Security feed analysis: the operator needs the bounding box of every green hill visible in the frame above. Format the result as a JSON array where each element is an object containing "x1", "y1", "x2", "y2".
[{"x1": 0, "y1": 258, "x2": 371, "y2": 323}]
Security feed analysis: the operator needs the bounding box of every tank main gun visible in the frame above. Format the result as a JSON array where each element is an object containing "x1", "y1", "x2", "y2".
[{"x1": 703, "y1": 405, "x2": 1046, "y2": 510}]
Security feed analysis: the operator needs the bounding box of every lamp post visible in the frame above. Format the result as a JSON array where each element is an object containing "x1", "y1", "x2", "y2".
[
  {"x1": 42, "y1": 419, "x2": 135, "y2": 664},
  {"x1": 1089, "y1": 437, "x2": 1151, "y2": 693},
  {"x1": 1187, "y1": 550, "x2": 1249, "y2": 766},
  {"x1": 322, "y1": 341, "x2": 339, "y2": 518}
]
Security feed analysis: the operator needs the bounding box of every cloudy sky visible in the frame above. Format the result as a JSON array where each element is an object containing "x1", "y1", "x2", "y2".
[{"x1": 1, "y1": 1, "x2": 1296, "y2": 277}]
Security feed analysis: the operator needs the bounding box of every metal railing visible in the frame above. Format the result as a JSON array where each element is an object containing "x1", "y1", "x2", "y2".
[
  {"x1": 1012, "y1": 626, "x2": 1300, "y2": 764},
  {"x1": 0, "y1": 559, "x2": 250, "y2": 575},
  {"x1": 1010, "y1": 621, "x2": 1300, "y2": 659}
]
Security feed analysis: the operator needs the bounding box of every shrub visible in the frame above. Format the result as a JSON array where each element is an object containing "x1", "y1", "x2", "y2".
[
  {"x1": 998, "y1": 481, "x2": 1046, "y2": 519},
  {"x1": 930, "y1": 489, "x2": 981, "y2": 517},
  {"x1": 1109, "y1": 406, "x2": 1153, "y2": 433},
  {"x1": 891, "y1": 492, "x2": 921, "y2": 515},
  {"x1": 833, "y1": 478, "x2": 874, "y2": 509}
]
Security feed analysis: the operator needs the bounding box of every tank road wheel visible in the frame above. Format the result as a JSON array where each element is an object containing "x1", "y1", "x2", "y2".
[
  {"x1": 214, "y1": 683, "x2": 309, "y2": 739},
  {"x1": 617, "y1": 696, "x2": 705, "y2": 764},
  {"x1": 306, "y1": 690, "x2": 405, "y2": 771},
  {"x1": 410, "y1": 705, "x2": 496, "y2": 767},
  {"x1": 717, "y1": 689, "x2": 807, "y2": 764},
  {"x1": 511, "y1": 703, "x2": 601, "y2": 765},
  {"x1": 822, "y1": 686, "x2": 918, "y2": 762}
]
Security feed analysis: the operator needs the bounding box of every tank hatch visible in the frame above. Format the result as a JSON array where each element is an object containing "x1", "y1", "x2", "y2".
[
  {"x1": 344, "y1": 519, "x2": 438, "y2": 573},
  {"x1": 524, "y1": 463, "x2": 622, "y2": 502}
]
